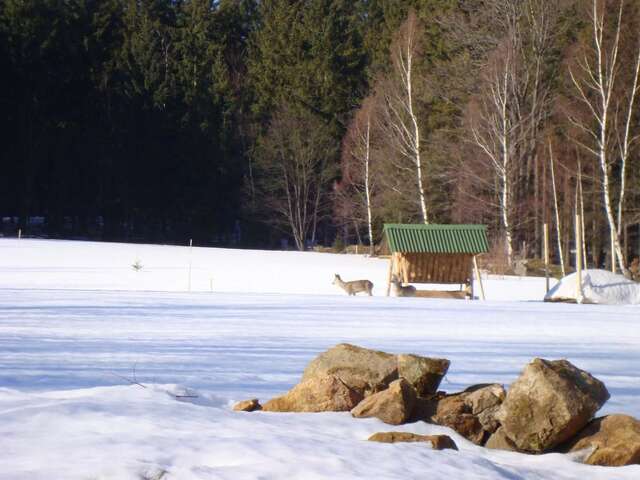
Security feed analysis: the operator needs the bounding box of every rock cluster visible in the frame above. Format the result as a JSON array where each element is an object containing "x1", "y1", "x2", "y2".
[{"x1": 236, "y1": 343, "x2": 640, "y2": 467}]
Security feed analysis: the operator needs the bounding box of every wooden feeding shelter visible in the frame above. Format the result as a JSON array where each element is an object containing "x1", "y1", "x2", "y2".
[{"x1": 383, "y1": 224, "x2": 489, "y2": 299}]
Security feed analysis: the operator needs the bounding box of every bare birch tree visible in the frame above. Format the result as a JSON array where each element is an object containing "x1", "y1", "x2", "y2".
[
  {"x1": 470, "y1": 39, "x2": 521, "y2": 264},
  {"x1": 339, "y1": 96, "x2": 378, "y2": 255},
  {"x1": 377, "y1": 11, "x2": 429, "y2": 223},
  {"x1": 569, "y1": 0, "x2": 640, "y2": 276},
  {"x1": 467, "y1": 0, "x2": 563, "y2": 265},
  {"x1": 549, "y1": 141, "x2": 566, "y2": 276}
]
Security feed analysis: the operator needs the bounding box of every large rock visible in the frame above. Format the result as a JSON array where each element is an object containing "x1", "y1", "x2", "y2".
[
  {"x1": 565, "y1": 414, "x2": 640, "y2": 466},
  {"x1": 351, "y1": 379, "x2": 417, "y2": 425},
  {"x1": 429, "y1": 384, "x2": 506, "y2": 445},
  {"x1": 262, "y1": 375, "x2": 363, "y2": 412},
  {"x1": 398, "y1": 354, "x2": 450, "y2": 395},
  {"x1": 302, "y1": 344, "x2": 398, "y2": 396},
  {"x1": 497, "y1": 358, "x2": 609, "y2": 453},
  {"x1": 368, "y1": 432, "x2": 458, "y2": 451}
]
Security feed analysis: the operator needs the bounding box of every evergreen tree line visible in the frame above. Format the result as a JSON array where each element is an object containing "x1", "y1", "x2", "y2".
[{"x1": 1, "y1": 0, "x2": 639, "y2": 272}]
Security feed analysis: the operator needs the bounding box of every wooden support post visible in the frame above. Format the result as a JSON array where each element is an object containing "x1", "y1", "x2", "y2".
[
  {"x1": 576, "y1": 215, "x2": 583, "y2": 302},
  {"x1": 543, "y1": 223, "x2": 550, "y2": 293},
  {"x1": 624, "y1": 223, "x2": 629, "y2": 267},
  {"x1": 473, "y1": 256, "x2": 485, "y2": 301},
  {"x1": 581, "y1": 213, "x2": 587, "y2": 268},
  {"x1": 188, "y1": 239, "x2": 193, "y2": 292},
  {"x1": 611, "y1": 230, "x2": 616, "y2": 274},
  {"x1": 386, "y1": 253, "x2": 395, "y2": 296}
]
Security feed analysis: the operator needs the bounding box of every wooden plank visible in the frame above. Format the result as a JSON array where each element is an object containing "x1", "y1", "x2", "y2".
[
  {"x1": 393, "y1": 253, "x2": 475, "y2": 284},
  {"x1": 386, "y1": 254, "x2": 395, "y2": 297}
]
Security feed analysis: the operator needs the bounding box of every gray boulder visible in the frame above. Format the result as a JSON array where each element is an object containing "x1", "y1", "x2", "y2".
[
  {"x1": 302, "y1": 343, "x2": 398, "y2": 396},
  {"x1": 497, "y1": 358, "x2": 609, "y2": 453}
]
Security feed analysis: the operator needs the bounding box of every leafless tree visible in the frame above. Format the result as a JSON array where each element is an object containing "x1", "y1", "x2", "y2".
[
  {"x1": 467, "y1": 0, "x2": 563, "y2": 265},
  {"x1": 339, "y1": 96, "x2": 379, "y2": 255},
  {"x1": 376, "y1": 10, "x2": 429, "y2": 223},
  {"x1": 569, "y1": 0, "x2": 640, "y2": 275},
  {"x1": 254, "y1": 106, "x2": 335, "y2": 250},
  {"x1": 470, "y1": 40, "x2": 521, "y2": 264}
]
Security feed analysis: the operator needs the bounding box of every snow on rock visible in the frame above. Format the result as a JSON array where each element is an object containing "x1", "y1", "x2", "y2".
[{"x1": 545, "y1": 269, "x2": 640, "y2": 305}]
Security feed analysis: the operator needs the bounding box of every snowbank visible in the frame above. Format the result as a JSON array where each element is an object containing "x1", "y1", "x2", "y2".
[
  {"x1": 1, "y1": 239, "x2": 639, "y2": 478},
  {"x1": 0, "y1": 238, "x2": 548, "y2": 301},
  {"x1": 545, "y1": 269, "x2": 640, "y2": 305}
]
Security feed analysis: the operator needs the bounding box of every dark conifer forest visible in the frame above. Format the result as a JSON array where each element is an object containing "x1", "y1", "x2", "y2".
[{"x1": 2, "y1": 1, "x2": 640, "y2": 273}]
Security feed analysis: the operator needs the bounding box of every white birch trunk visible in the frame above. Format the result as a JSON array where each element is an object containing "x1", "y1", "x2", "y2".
[
  {"x1": 404, "y1": 32, "x2": 428, "y2": 223},
  {"x1": 364, "y1": 117, "x2": 374, "y2": 256},
  {"x1": 549, "y1": 141, "x2": 566, "y2": 277}
]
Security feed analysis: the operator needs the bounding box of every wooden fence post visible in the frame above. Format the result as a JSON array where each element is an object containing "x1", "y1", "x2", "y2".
[
  {"x1": 544, "y1": 223, "x2": 550, "y2": 293},
  {"x1": 473, "y1": 256, "x2": 485, "y2": 301},
  {"x1": 188, "y1": 239, "x2": 193, "y2": 292},
  {"x1": 576, "y1": 215, "x2": 583, "y2": 302},
  {"x1": 386, "y1": 254, "x2": 395, "y2": 297},
  {"x1": 611, "y1": 230, "x2": 616, "y2": 274}
]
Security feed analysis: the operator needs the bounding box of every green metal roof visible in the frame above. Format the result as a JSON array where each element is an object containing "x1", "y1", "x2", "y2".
[{"x1": 383, "y1": 224, "x2": 489, "y2": 254}]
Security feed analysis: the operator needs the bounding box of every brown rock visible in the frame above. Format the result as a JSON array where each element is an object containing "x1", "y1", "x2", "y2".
[
  {"x1": 368, "y1": 432, "x2": 458, "y2": 451},
  {"x1": 465, "y1": 384, "x2": 505, "y2": 415},
  {"x1": 477, "y1": 406, "x2": 502, "y2": 434},
  {"x1": 433, "y1": 392, "x2": 468, "y2": 419},
  {"x1": 438, "y1": 413, "x2": 485, "y2": 445},
  {"x1": 497, "y1": 358, "x2": 609, "y2": 453},
  {"x1": 409, "y1": 394, "x2": 441, "y2": 422},
  {"x1": 397, "y1": 354, "x2": 450, "y2": 396},
  {"x1": 565, "y1": 414, "x2": 640, "y2": 466},
  {"x1": 466, "y1": 384, "x2": 506, "y2": 434},
  {"x1": 262, "y1": 375, "x2": 363, "y2": 412},
  {"x1": 302, "y1": 344, "x2": 398, "y2": 396},
  {"x1": 485, "y1": 427, "x2": 518, "y2": 452},
  {"x1": 428, "y1": 384, "x2": 505, "y2": 445},
  {"x1": 351, "y1": 378, "x2": 417, "y2": 425},
  {"x1": 233, "y1": 398, "x2": 261, "y2": 412}
]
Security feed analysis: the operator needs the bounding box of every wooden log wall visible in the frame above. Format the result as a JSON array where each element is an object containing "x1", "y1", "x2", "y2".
[{"x1": 397, "y1": 253, "x2": 472, "y2": 284}]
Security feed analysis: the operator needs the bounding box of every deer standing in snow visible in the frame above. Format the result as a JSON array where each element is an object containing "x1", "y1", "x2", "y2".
[
  {"x1": 390, "y1": 275, "x2": 416, "y2": 297},
  {"x1": 332, "y1": 274, "x2": 373, "y2": 296}
]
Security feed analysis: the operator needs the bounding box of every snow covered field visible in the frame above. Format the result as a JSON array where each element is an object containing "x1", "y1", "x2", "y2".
[{"x1": 1, "y1": 239, "x2": 639, "y2": 479}]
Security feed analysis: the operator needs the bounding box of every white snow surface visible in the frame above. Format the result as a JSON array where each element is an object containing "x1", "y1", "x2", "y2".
[
  {"x1": 1, "y1": 239, "x2": 639, "y2": 479},
  {"x1": 545, "y1": 269, "x2": 640, "y2": 305}
]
